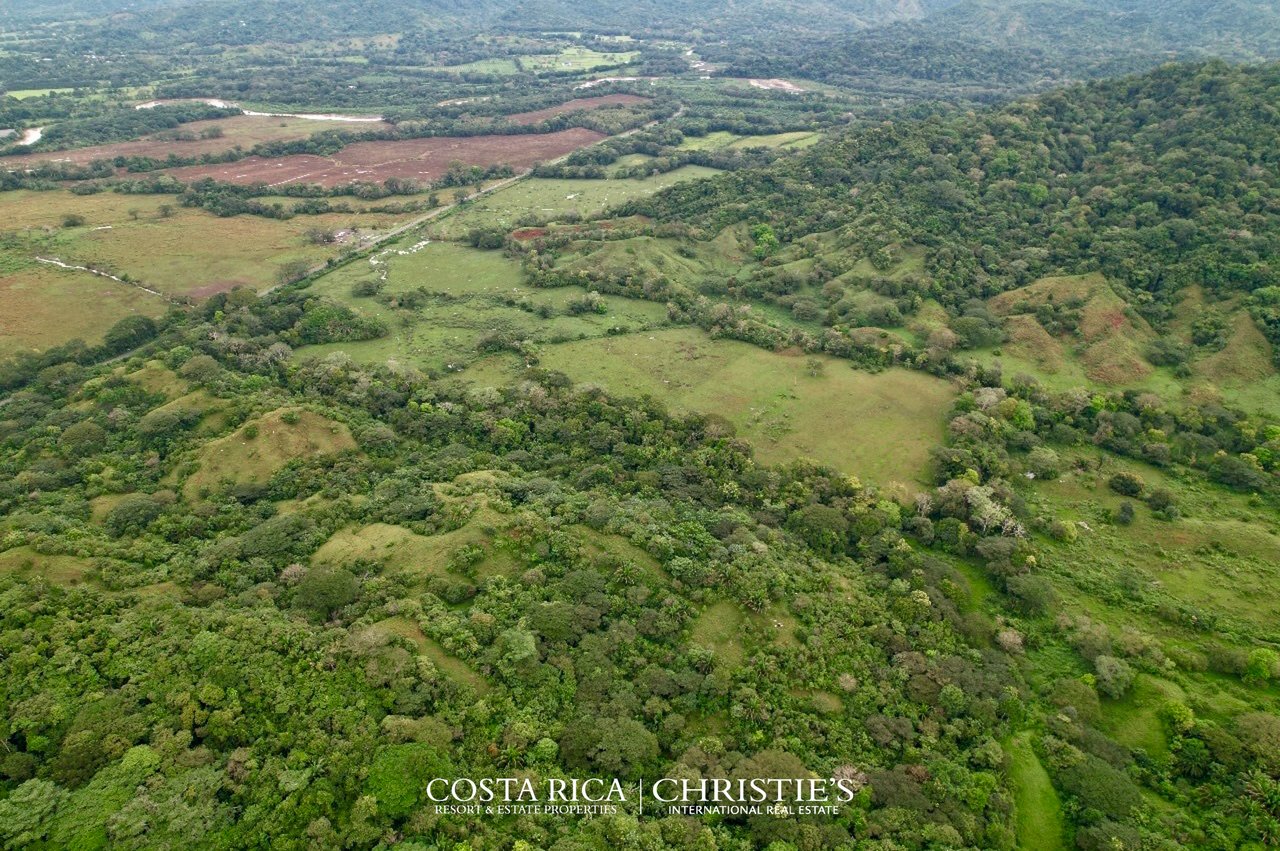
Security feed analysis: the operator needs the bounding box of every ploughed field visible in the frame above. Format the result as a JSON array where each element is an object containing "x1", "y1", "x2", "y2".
[{"x1": 161, "y1": 128, "x2": 606, "y2": 187}]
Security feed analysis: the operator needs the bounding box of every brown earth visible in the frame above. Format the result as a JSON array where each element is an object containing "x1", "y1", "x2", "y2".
[
  {"x1": 508, "y1": 94, "x2": 650, "y2": 125},
  {"x1": 162, "y1": 128, "x2": 607, "y2": 188}
]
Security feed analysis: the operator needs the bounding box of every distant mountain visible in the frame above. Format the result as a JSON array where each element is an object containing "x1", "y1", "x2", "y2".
[
  {"x1": 713, "y1": 0, "x2": 1280, "y2": 97},
  {"x1": 3, "y1": 0, "x2": 959, "y2": 38}
]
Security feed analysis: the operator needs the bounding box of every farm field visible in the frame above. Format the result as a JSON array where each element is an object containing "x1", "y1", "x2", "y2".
[
  {"x1": 438, "y1": 47, "x2": 639, "y2": 75},
  {"x1": 0, "y1": 188, "x2": 421, "y2": 352},
  {"x1": 464, "y1": 326, "x2": 956, "y2": 487},
  {"x1": 0, "y1": 260, "x2": 166, "y2": 356},
  {"x1": 163, "y1": 128, "x2": 606, "y2": 187},
  {"x1": 425, "y1": 167, "x2": 721, "y2": 239},
  {"x1": 677, "y1": 130, "x2": 822, "y2": 150}
]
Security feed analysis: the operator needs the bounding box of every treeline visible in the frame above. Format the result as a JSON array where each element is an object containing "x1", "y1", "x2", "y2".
[{"x1": 1, "y1": 102, "x2": 240, "y2": 155}]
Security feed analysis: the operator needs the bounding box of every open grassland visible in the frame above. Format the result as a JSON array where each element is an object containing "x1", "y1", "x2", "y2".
[
  {"x1": 1026, "y1": 449, "x2": 1280, "y2": 644},
  {"x1": 979, "y1": 275, "x2": 1279, "y2": 417},
  {"x1": 0, "y1": 259, "x2": 166, "y2": 356},
  {"x1": 0, "y1": 188, "x2": 420, "y2": 351},
  {"x1": 1005, "y1": 733, "x2": 1066, "y2": 851},
  {"x1": 180, "y1": 407, "x2": 357, "y2": 500},
  {"x1": 509, "y1": 93, "x2": 650, "y2": 124},
  {"x1": 466, "y1": 326, "x2": 955, "y2": 488},
  {"x1": 297, "y1": 240, "x2": 671, "y2": 371},
  {"x1": 438, "y1": 48, "x2": 638, "y2": 76},
  {"x1": 677, "y1": 130, "x2": 822, "y2": 151},
  {"x1": 4, "y1": 88, "x2": 76, "y2": 99},
  {"x1": 425, "y1": 168, "x2": 722, "y2": 239}
]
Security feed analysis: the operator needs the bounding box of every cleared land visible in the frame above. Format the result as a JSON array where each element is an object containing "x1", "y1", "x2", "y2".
[
  {"x1": 509, "y1": 94, "x2": 650, "y2": 124},
  {"x1": 296, "y1": 240, "x2": 670, "y2": 371},
  {"x1": 164, "y1": 128, "x2": 605, "y2": 187},
  {"x1": 466, "y1": 327, "x2": 956, "y2": 487},
  {"x1": 1005, "y1": 733, "x2": 1065, "y2": 851},
  {"x1": 181, "y1": 407, "x2": 357, "y2": 499},
  {"x1": 425, "y1": 168, "x2": 721, "y2": 239},
  {"x1": 0, "y1": 260, "x2": 166, "y2": 356},
  {"x1": 0, "y1": 188, "x2": 410, "y2": 339}
]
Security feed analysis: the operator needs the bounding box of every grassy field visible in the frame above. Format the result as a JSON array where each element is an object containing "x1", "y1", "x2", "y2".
[
  {"x1": 0, "y1": 188, "x2": 420, "y2": 352},
  {"x1": 1005, "y1": 733, "x2": 1065, "y2": 851},
  {"x1": 465, "y1": 326, "x2": 955, "y2": 488},
  {"x1": 297, "y1": 239, "x2": 671, "y2": 372},
  {"x1": 180, "y1": 407, "x2": 357, "y2": 500},
  {"x1": 690, "y1": 600, "x2": 747, "y2": 667},
  {"x1": 0, "y1": 259, "x2": 167, "y2": 356},
  {"x1": 1026, "y1": 448, "x2": 1280, "y2": 644},
  {"x1": 678, "y1": 130, "x2": 822, "y2": 151},
  {"x1": 977, "y1": 275, "x2": 1279, "y2": 417},
  {"x1": 4, "y1": 87, "x2": 75, "y2": 99},
  {"x1": 439, "y1": 48, "x2": 637, "y2": 76},
  {"x1": 425, "y1": 168, "x2": 722, "y2": 239}
]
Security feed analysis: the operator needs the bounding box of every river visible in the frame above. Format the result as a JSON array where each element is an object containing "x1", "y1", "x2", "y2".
[{"x1": 135, "y1": 98, "x2": 383, "y2": 122}]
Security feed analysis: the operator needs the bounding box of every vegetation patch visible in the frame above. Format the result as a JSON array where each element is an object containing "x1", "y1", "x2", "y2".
[
  {"x1": 467, "y1": 327, "x2": 955, "y2": 488},
  {"x1": 182, "y1": 407, "x2": 357, "y2": 499}
]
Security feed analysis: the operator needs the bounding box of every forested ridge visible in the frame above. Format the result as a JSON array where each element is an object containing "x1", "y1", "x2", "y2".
[{"x1": 628, "y1": 61, "x2": 1280, "y2": 344}]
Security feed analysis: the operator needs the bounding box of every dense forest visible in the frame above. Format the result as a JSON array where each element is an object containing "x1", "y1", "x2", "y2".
[
  {"x1": 621, "y1": 61, "x2": 1280, "y2": 347},
  {"x1": 710, "y1": 0, "x2": 1280, "y2": 99}
]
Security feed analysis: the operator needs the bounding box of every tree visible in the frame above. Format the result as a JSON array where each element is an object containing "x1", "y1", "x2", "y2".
[
  {"x1": 295, "y1": 566, "x2": 357, "y2": 620},
  {"x1": 1094, "y1": 655, "x2": 1135, "y2": 699},
  {"x1": 102, "y1": 315, "x2": 158, "y2": 354},
  {"x1": 364, "y1": 744, "x2": 452, "y2": 819},
  {"x1": 276, "y1": 259, "x2": 312, "y2": 287}
]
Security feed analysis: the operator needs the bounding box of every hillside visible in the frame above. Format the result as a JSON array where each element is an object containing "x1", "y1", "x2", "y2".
[{"x1": 713, "y1": 0, "x2": 1280, "y2": 98}]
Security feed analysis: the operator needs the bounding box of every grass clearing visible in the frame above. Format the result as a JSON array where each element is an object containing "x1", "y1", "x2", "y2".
[
  {"x1": 297, "y1": 240, "x2": 671, "y2": 372},
  {"x1": 1027, "y1": 449, "x2": 1280, "y2": 643},
  {"x1": 466, "y1": 327, "x2": 955, "y2": 488},
  {"x1": 0, "y1": 189, "x2": 418, "y2": 351},
  {"x1": 1101, "y1": 674, "x2": 1183, "y2": 758},
  {"x1": 690, "y1": 600, "x2": 746, "y2": 668},
  {"x1": 0, "y1": 260, "x2": 166, "y2": 356},
  {"x1": 426, "y1": 169, "x2": 721, "y2": 240},
  {"x1": 0, "y1": 547, "x2": 96, "y2": 587},
  {"x1": 1005, "y1": 733, "x2": 1065, "y2": 851},
  {"x1": 182, "y1": 408, "x2": 357, "y2": 500}
]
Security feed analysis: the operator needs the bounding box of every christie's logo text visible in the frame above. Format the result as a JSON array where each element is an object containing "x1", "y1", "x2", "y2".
[{"x1": 426, "y1": 777, "x2": 859, "y2": 817}]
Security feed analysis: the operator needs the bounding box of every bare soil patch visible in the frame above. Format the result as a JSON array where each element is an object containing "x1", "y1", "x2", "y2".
[{"x1": 163, "y1": 128, "x2": 606, "y2": 188}]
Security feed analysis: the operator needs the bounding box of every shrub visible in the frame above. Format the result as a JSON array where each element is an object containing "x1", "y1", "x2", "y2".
[{"x1": 1108, "y1": 472, "x2": 1145, "y2": 497}]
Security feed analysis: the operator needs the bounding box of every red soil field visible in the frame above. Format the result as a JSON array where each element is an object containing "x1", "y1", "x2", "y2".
[
  {"x1": 508, "y1": 94, "x2": 651, "y2": 125},
  {"x1": 163, "y1": 128, "x2": 607, "y2": 188}
]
